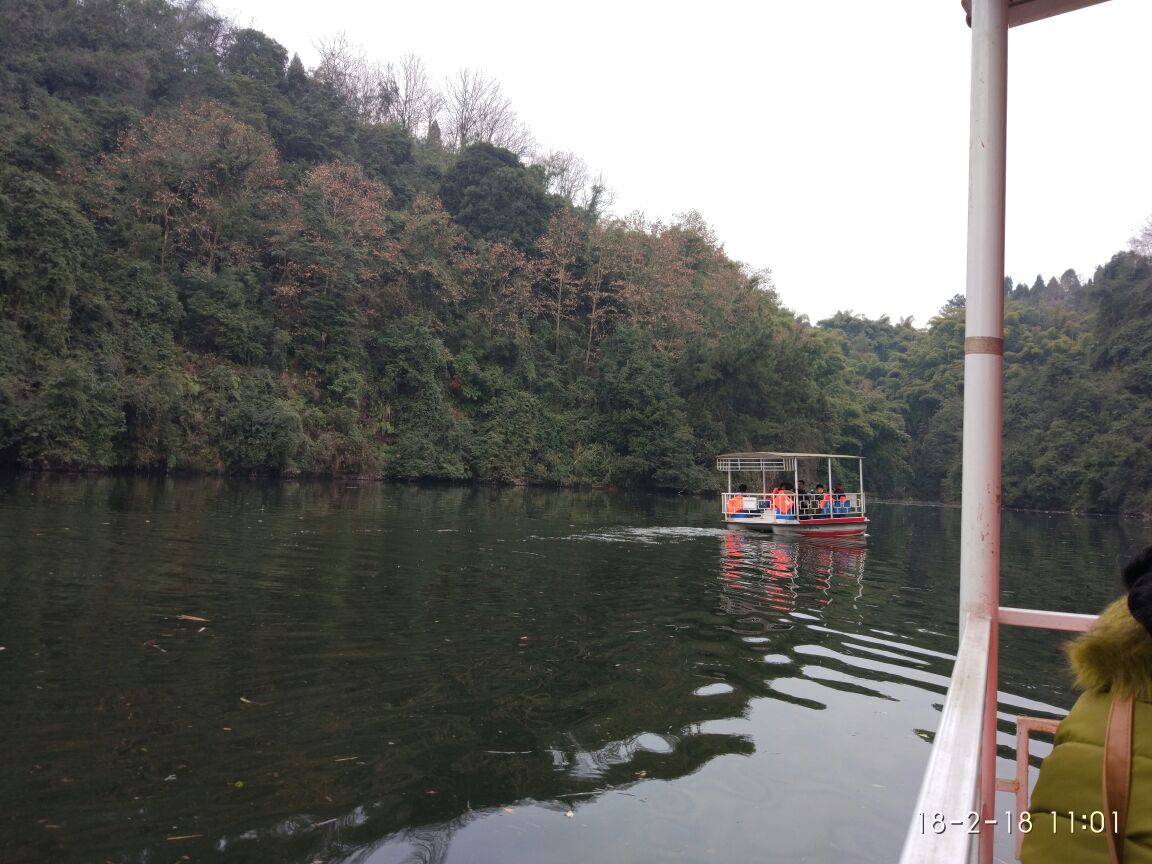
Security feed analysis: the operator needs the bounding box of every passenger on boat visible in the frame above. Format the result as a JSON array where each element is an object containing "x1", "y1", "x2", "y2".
[
  {"x1": 832, "y1": 482, "x2": 849, "y2": 515},
  {"x1": 726, "y1": 484, "x2": 748, "y2": 514},
  {"x1": 774, "y1": 482, "x2": 797, "y2": 520},
  {"x1": 1020, "y1": 547, "x2": 1152, "y2": 864},
  {"x1": 814, "y1": 484, "x2": 831, "y2": 515}
]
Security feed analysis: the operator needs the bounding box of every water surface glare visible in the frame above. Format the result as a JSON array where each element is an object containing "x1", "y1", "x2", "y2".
[{"x1": 0, "y1": 478, "x2": 1147, "y2": 863}]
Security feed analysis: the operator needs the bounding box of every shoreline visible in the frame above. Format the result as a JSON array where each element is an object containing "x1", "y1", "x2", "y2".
[{"x1": 3, "y1": 466, "x2": 1149, "y2": 521}]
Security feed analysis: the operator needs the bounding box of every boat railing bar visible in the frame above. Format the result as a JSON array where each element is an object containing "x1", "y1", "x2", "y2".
[
  {"x1": 717, "y1": 457, "x2": 789, "y2": 472},
  {"x1": 997, "y1": 715, "x2": 1061, "y2": 860},
  {"x1": 995, "y1": 608, "x2": 1097, "y2": 859},
  {"x1": 998, "y1": 607, "x2": 1097, "y2": 633},
  {"x1": 899, "y1": 613, "x2": 992, "y2": 864},
  {"x1": 900, "y1": 607, "x2": 1100, "y2": 863}
]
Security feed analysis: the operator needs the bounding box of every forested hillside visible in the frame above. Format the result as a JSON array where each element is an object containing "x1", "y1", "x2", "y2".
[
  {"x1": 2, "y1": 0, "x2": 1150, "y2": 513},
  {"x1": 819, "y1": 256, "x2": 1152, "y2": 514}
]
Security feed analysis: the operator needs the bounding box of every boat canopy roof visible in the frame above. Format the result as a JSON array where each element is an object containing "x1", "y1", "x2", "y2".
[
  {"x1": 716, "y1": 452, "x2": 863, "y2": 471},
  {"x1": 960, "y1": 0, "x2": 1109, "y2": 28}
]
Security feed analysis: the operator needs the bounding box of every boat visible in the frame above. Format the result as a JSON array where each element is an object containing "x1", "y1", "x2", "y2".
[{"x1": 717, "y1": 451, "x2": 868, "y2": 536}]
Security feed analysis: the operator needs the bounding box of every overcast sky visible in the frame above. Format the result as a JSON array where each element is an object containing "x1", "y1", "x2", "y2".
[{"x1": 223, "y1": 0, "x2": 1152, "y2": 327}]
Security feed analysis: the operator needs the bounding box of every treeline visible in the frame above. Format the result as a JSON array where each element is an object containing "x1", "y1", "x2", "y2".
[
  {"x1": 819, "y1": 255, "x2": 1152, "y2": 514},
  {"x1": 2, "y1": 0, "x2": 1150, "y2": 513},
  {"x1": 0, "y1": 0, "x2": 903, "y2": 490}
]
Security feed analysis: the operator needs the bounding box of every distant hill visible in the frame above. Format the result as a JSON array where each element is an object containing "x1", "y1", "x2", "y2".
[{"x1": 1, "y1": 0, "x2": 1150, "y2": 512}]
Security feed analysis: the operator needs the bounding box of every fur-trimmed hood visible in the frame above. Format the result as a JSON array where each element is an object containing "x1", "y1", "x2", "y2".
[{"x1": 1067, "y1": 597, "x2": 1152, "y2": 702}]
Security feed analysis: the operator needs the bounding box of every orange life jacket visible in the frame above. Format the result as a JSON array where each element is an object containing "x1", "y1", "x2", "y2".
[{"x1": 726, "y1": 495, "x2": 744, "y2": 514}]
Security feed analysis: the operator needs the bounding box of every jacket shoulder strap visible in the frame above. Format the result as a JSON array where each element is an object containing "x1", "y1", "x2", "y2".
[{"x1": 1102, "y1": 692, "x2": 1135, "y2": 864}]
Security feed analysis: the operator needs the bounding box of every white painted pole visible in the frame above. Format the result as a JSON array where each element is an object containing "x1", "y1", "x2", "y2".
[
  {"x1": 858, "y1": 459, "x2": 864, "y2": 514},
  {"x1": 961, "y1": 1, "x2": 1008, "y2": 862}
]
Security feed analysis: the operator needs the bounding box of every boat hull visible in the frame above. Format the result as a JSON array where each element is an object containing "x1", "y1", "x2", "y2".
[{"x1": 724, "y1": 515, "x2": 868, "y2": 537}]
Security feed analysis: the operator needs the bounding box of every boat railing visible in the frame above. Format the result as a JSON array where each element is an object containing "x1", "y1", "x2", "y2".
[
  {"x1": 722, "y1": 492, "x2": 765, "y2": 514},
  {"x1": 898, "y1": 607, "x2": 1098, "y2": 864},
  {"x1": 721, "y1": 492, "x2": 866, "y2": 519},
  {"x1": 797, "y1": 492, "x2": 865, "y2": 518},
  {"x1": 900, "y1": 613, "x2": 991, "y2": 864}
]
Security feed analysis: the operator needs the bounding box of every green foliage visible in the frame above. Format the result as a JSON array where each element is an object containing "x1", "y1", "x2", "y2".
[
  {"x1": 272, "y1": 60, "x2": 358, "y2": 164},
  {"x1": 358, "y1": 122, "x2": 430, "y2": 205},
  {"x1": 821, "y1": 260, "x2": 1152, "y2": 513},
  {"x1": 5, "y1": 354, "x2": 124, "y2": 467},
  {"x1": 0, "y1": 166, "x2": 95, "y2": 348},
  {"x1": 223, "y1": 29, "x2": 288, "y2": 83},
  {"x1": 6, "y1": 0, "x2": 1152, "y2": 514},
  {"x1": 180, "y1": 268, "x2": 271, "y2": 363},
  {"x1": 595, "y1": 329, "x2": 699, "y2": 489},
  {"x1": 439, "y1": 143, "x2": 554, "y2": 248},
  {"x1": 201, "y1": 366, "x2": 302, "y2": 471}
]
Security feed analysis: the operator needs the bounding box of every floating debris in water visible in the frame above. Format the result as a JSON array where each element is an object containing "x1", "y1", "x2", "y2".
[{"x1": 692, "y1": 682, "x2": 735, "y2": 697}]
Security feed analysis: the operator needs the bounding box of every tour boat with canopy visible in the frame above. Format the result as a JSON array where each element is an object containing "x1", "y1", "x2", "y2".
[{"x1": 718, "y1": 451, "x2": 868, "y2": 536}]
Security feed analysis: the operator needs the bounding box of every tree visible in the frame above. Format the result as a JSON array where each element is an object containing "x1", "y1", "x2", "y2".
[
  {"x1": 595, "y1": 329, "x2": 698, "y2": 488},
  {"x1": 0, "y1": 167, "x2": 95, "y2": 348},
  {"x1": 535, "y1": 208, "x2": 586, "y2": 353},
  {"x1": 438, "y1": 143, "x2": 554, "y2": 248},
  {"x1": 312, "y1": 32, "x2": 396, "y2": 123},
  {"x1": 271, "y1": 160, "x2": 399, "y2": 346},
  {"x1": 277, "y1": 54, "x2": 358, "y2": 163},
  {"x1": 442, "y1": 68, "x2": 533, "y2": 154},
  {"x1": 539, "y1": 150, "x2": 589, "y2": 203},
  {"x1": 1131, "y1": 214, "x2": 1152, "y2": 257},
  {"x1": 391, "y1": 53, "x2": 441, "y2": 137},
  {"x1": 102, "y1": 101, "x2": 282, "y2": 273},
  {"x1": 223, "y1": 28, "x2": 287, "y2": 83}
]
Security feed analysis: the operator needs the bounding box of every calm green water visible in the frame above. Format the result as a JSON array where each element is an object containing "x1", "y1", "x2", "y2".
[{"x1": 0, "y1": 477, "x2": 1147, "y2": 864}]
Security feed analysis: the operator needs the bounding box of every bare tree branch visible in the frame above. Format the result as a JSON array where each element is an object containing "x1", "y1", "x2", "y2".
[
  {"x1": 393, "y1": 54, "x2": 442, "y2": 136},
  {"x1": 313, "y1": 33, "x2": 397, "y2": 123},
  {"x1": 1132, "y1": 214, "x2": 1152, "y2": 257},
  {"x1": 539, "y1": 150, "x2": 589, "y2": 202},
  {"x1": 443, "y1": 68, "x2": 534, "y2": 155}
]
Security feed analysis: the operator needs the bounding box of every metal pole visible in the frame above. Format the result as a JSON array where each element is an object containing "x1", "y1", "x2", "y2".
[{"x1": 961, "y1": 1, "x2": 1007, "y2": 861}]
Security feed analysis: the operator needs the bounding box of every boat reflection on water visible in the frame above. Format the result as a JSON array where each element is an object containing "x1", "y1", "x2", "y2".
[{"x1": 719, "y1": 530, "x2": 868, "y2": 625}]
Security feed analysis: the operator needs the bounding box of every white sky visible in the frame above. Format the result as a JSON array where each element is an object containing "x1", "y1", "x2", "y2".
[{"x1": 223, "y1": 0, "x2": 1152, "y2": 327}]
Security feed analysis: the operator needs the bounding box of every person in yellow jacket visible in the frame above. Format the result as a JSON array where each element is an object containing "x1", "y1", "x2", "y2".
[{"x1": 1021, "y1": 547, "x2": 1152, "y2": 863}]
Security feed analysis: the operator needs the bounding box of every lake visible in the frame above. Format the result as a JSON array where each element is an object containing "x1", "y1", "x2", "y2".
[{"x1": 1, "y1": 477, "x2": 1147, "y2": 863}]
